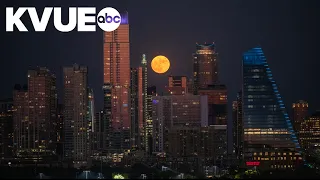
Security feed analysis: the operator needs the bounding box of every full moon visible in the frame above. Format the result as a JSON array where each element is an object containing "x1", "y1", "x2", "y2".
[{"x1": 151, "y1": 55, "x2": 170, "y2": 74}]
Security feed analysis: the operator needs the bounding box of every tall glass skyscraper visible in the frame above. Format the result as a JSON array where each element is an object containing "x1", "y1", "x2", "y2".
[
  {"x1": 242, "y1": 47, "x2": 302, "y2": 170},
  {"x1": 103, "y1": 12, "x2": 130, "y2": 153}
]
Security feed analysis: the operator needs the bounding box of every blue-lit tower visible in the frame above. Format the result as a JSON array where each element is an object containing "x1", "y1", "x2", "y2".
[{"x1": 242, "y1": 47, "x2": 302, "y2": 170}]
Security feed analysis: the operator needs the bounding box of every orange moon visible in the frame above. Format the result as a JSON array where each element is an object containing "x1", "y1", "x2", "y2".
[{"x1": 151, "y1": 55, "x2": 170, "y2": 74}]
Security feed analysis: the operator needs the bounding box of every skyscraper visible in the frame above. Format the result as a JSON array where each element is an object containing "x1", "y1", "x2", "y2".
[
  {"x1": 103, "y1": 12, "x2": 130, "y2": 153},
  {"x1": 193, "y1": 43, "x2": 218, "y2": 94},
  {"x1": 130, "y1": 54, "x2": 148, "y2": 152},
  {"x1": 292, "y1": 100, "x2": 308, "y2": 132},
  {"x1": 165, "y1": 76, "x2": 188, "y2": 95},
  {"x1": 130, "y1": 67, "x2": 143, "y2": 149},
  {"x1": 63, "y1": 64, "x2": 89, "y2": 167},
  {"x1": 141, "y1": 54, "x2": 149, "y2": 153},
  {"x1": 242, "y1": 47, "x2": 302, "y2": 170},
  {"x1": 13, "y1": 68, "x2": 57, "y2": 161}
]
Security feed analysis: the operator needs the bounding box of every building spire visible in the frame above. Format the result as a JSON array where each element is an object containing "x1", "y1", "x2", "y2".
[{"x1": 141, "y1": 54, "x2": 147, "y2": 65}]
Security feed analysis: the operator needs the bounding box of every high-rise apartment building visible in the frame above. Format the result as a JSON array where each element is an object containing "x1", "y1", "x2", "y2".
[
  {"x1": 299, "y1": 111, "x2": 320, "y2": 151},
  {"x1": 193, "y1": 43, "x2": 218, "y2": 94},
  {"x1": 242, "y1": 47, "x2": 302, "y2": 170},
  {"x1": 198, "y1": 84, "x2": 227, "y2": 125},
  {"x1": 13, "y1": 68, "x2": 57, "y2": 161},
  {"x1": 232, "y1": 91, "x2": 243, "y2": 163},
  {"x1": 103, "y1": 12, "x2": 130, "y2": 153},
  {"x1": 152, "y1": 94, "x2": 208, "y2": 153},
  {"x1": 292, "y1": 100, "x2": 308, "y2": 132},
  {"x1": 0, "y1": 98, "x2": 13, "y2": 158},
  {"x1": 165, "y1": 76, "x2": 188, "y2": 95},
  {"x1": 130, "y1": 54, "x2": 149, "y2": 152},
  {"x1": 63, "y1": 64, "x2": 89, "y2": 166}
]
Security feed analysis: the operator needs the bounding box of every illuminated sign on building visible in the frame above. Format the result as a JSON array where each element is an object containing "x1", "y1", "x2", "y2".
[{"x1": 246, "y1": 161, "x2": 260, "y2": 166}]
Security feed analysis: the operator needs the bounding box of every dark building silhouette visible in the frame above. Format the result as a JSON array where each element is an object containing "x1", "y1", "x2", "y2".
[
  {"x1": 198, "y1": 84, "x2": 227, "y2": 125},
  {"x1": 232, "y1": 91, "x2": 243, "y2": 164},
  {"x1": 0, "y1": 98, "x2": 13, "y2": 159},
  {"x1": 56, "y1": 104, "x2": 63, "y2": 159}
]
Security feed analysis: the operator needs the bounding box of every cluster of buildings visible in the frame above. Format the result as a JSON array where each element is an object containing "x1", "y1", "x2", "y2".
[{"x1": 0, "y1": 13, "x2": 319, "y2": 174}]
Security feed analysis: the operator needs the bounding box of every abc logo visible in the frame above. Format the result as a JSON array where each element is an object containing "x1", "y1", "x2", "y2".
[{"x1": 97, "y1": 7, "x2": 121, "y2": 32}]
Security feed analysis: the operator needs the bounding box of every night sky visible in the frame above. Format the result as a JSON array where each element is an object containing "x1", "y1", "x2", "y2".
[{"x1": 1, "y1": 0, "x2": 320, "y2": 146}]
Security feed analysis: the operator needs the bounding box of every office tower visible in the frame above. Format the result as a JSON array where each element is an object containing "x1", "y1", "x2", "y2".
[
  {"x1": 242, "y1": 47, "x2": 302, "y2": 170},
  {"x1": 146, "y1": 86, "x2": 156, "y2": 155},
  {"x1": 152, "y1": 94, "x2": 208, "y2": 153},
  {"x1": 168, "y1": 125, "x2": 227, "y2": 167},
  {"x1": 198, "y1": 84, "x2": 227, "y2": 125},
  {"x1": 13, "y1": 68, "x2": 57, "y2": 161},
  {"x1": 63, "y1": 64, "x2": 89, "y2": 166},
  {"x1": 141, "y1": 54, "x2": 148, "y2": 153},
  {"x1": 292, "y1": 100, "x2": 308, "y2": 132},
  {"x1": 103, "y1": 12, "x2": 130, "y2": 153},
  {"x1": 56, "y1": 104, "x2": 64, "y2": 159},
  {"x1": 165, "y1": 76, "x2": 188, "y2": 95},
  {"x1": 232, "y1": 91, "x2": 243, "y2": 163},
  {"x1": 0, "y1": 98, "x2": 13, "y2": 158},
  {"x1": 299, "y1": 111, "x2": 320, "y2": 151},
  {"x1": 130, "y1": 67, "x2": 143, "y2": 149},
  {"x1": 193, "y1": 43, "x2": 218, "y2": 94}
]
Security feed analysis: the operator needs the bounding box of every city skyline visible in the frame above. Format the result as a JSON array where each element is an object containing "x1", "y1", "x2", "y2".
[
  {"x1": 1, "y1": 0, "x2": 319, "y2": 117},
  {"x1": 1, "y1": 0, "x2": 320, "y2": 178}
]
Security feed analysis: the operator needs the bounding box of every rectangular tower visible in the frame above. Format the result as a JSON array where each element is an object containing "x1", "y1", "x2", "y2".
[
  {"x1": 13, "y1": 68, "x2": 57, "y2": 161},
  {"x1": 193, "y1": 43, "x2": 218, "y2": 94},
  {"x1": 103, "y1": 12, "x2": 130, "y2": 153},
  {"x1": 232, "y1": 91, "x2": 243, "y2": 163},
  {"x1": 63, "y1": 64, "x2": 89, "y2": 166},
  {"x1": 130, "y1": 67, "x2": 143, "y2": 149}
]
